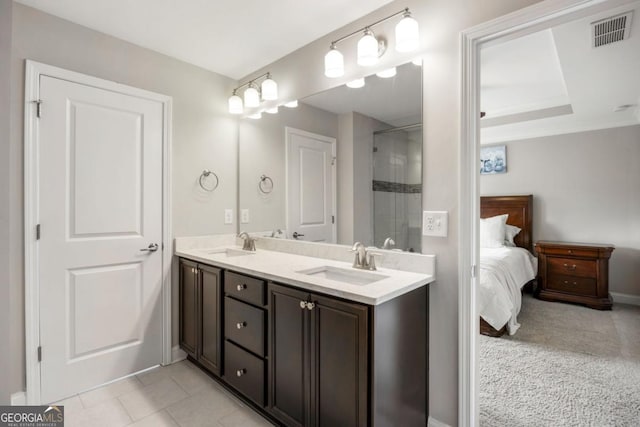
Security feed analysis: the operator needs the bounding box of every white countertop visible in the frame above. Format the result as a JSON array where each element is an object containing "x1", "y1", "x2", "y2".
[{"x1": 176, "y1": 246, "x2": 434, "y2": 305}]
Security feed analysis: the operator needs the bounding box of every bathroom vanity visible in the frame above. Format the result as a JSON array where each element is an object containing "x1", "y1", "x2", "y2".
[{"x1": 176, "y1": 237, "x2": 434, "y2": 427}]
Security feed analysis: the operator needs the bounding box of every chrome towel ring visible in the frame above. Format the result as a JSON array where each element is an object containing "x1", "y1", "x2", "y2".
[
  {"x1": 199, "y1": 170, "x2": 219, "y2": 192},
  {"x1": 259, "y1": 175, "x2": 274, "y2": 194}
]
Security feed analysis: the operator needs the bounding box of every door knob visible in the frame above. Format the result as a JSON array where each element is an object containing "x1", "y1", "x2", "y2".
[
  {"x1": 140, "y1": 243, "x2": 159, "y2": 252},
  {"x1": 292, "y1": 232, "x2": 305, "y2": 239}
]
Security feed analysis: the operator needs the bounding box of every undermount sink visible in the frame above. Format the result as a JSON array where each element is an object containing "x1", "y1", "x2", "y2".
[
  {"x1": 296, "y1": 266, "x2": 388, "y2": 286},
  {"x1": 199, "y1": 248, "x2": 255, "y2": 257}
]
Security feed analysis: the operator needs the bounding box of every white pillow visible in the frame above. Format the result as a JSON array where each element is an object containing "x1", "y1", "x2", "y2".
[
  {"x1": 504, "y1": 224, "x2": 522, "y2": 247},
  {"x1": 480, "y1": 214, "x2": 508, "y2": 248}
]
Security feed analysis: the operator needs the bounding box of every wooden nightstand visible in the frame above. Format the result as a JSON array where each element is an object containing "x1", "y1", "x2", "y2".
[{"x1": 534, "y1": 241, "x2": 614, "y2": 310}]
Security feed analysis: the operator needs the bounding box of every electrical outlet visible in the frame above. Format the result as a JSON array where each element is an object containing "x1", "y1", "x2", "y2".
[
  {"x1": 224, "y1": 209, "x2": 233, "y2": 225},
  {"x1": 241, "y1": 209, "x2": 250, "y2": 224},
  {"x1": 423, "y1": 211, "x2": 448, "y2": 237}
]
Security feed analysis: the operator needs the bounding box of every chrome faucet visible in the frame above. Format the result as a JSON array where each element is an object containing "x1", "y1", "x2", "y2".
[
  {"x1": 238, "y1": 232, "x2": 256, "y2": 251},
  {"x1": 382, "y1": 237, "x2": 396, "y2": 250},
  {"x1": 350, "y1": 242, "x2": 379, "y2": 271}
]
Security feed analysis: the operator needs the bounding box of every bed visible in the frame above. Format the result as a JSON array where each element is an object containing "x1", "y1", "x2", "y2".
[{"x1": 479, "y1": 195, "x2": 537, "y2": 337}]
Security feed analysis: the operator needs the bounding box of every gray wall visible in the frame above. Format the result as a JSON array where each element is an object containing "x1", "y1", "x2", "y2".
[
  {"x1": 0, "y1": 0, "x2": 13, "y2": 405},
  {"x1": 481, "y1": 125, "x2": 640, "y2": 297},
  {"x1": 241, "y1": 0, "x2": 541, "y2": 424},
  {"x1": 238, "y1": 103, "x2": 338, "y2": 233},
  {"x1": 8, "y1": 4, "x2": 239, "y2": 396}
]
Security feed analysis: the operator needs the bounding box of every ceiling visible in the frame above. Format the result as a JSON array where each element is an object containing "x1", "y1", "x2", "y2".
[
  {"x1": 14, "y1": 0, "x2": 394, "y2": 80},
  {"x1": 302, "y1": 62, "x2": 422, "y2": 127},
  {"x1": 481, "y1": 1, "x2": 640, "y2": 144}
]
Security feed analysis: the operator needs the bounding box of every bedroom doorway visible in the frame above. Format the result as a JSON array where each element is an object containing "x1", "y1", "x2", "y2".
[{"x1": 459, "y1": 0, "x2": 640, "y2": 425}]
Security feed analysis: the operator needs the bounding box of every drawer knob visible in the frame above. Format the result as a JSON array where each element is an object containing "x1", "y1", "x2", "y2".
[
  {"x1": 236, "y1": 369, "x2": 246, "y2": 377},
  {"x1": 300, "y1": 300, "x2": 307, "y2": 309},
  {"x1": 306, "y1": 302, "x2": 315, "y2": 311},
  {"x1": 236, "y1": 321, "x2": 246, "y2": 329},
  {"x1": 236, "y1": 284, "x2": 247, "y2": 291},
  {"x1": 563, "y1": 263, "x2": 577, "y2": 270},
  {"x1": 568, "y1": 250, "x2": 573, "y2": 254}
]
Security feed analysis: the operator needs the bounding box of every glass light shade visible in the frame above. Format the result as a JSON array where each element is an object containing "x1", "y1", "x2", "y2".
[
  {"x1": 324, "y1": 47, "x2": 344, "y2": 78},
  {"x1": 265, "y1": 106, "x2": 279, "y2": 114},
  {"x1": 244, "y1": 86, "x2": 260, "y2": 108},
  {"x1": 228, "y1": 94, "x2": 243, "y2": 114},
  {"x1": 346, "y1": 78, "x2": 365, "y2": 89},
  {"x1": 395, "y1": 14, "x2": 419, "y2": 52},
  {"x1": 248, "y1": 112, "x2": 262, "y2": 119},
  {"x1": 261, "y1": 77, "x2": 278, "y2": 101},
  {"x1": 376, "y1": 67, "x2": 397, "y2": 78},
  {"x1": 284, "y1": 100, "x2": 298, "y2": 108},
  {"x1": 357, "y1": 31, "x2": 379, "y2": 66}
]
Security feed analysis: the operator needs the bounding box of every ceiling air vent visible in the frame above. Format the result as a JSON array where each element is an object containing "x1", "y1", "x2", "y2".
[{"x1": 591, "y1": 11, "x2": 633, "y2": 48}]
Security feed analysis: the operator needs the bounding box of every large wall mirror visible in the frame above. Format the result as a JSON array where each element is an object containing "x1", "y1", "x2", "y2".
[{"x1": 239, "y1": 61, "x2": 423, "y2": 252}]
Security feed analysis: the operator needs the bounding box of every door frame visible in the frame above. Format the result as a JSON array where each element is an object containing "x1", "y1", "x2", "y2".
[
  {"x1": 284, "y1": 127, "x2": 337, "y2": 243},
  {"x1": 24, "y1": 60, "x2": 173, "y2": 404},
  {"x1": 458, "y1": 0, "x2": 634, "y2": 424}
]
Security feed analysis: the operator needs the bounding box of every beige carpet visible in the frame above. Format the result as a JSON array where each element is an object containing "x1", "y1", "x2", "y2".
[{"x1": 480, "y1": 295, "x2": 640, "y2": 426}]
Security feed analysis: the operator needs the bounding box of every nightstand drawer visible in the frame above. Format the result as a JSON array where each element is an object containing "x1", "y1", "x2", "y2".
[
  {"x1": 548, "y1": 257, "x2": 596, "y2": 278},
  {"x1": 225, "y1": 297, "x2": 265, "y2": 357},
  {"x1": 547, "y1": 275, "x2": 597, "y2": 296},
  {"x1": 538, "y1": 246, "x2": 598, "y2": 258},
  {"x1": 224, "y1": 271, "x2": 266, "y2": 306}
]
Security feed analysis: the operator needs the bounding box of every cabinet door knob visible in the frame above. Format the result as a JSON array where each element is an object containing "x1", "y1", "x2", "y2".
[
  {"x1": 236, "y1": 284, "x2": 247, "y2": 291},
  {"x1": 306, "y1": 302, "x2": 315, "y2": 310},
  {"x1": 300, "y1": 300, "x2": 307, "y2": 309},
  {"x1": 236, "y1": 321, "x2": 246, "y2": 329},
  {"x1": 236, "y1": 369, "x2": 246, "y2": 377}
]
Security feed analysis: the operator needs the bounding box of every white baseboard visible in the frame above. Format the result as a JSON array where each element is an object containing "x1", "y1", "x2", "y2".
[
  {"x1": 611, "y1": 292, "x2": 640, "y2": 306},
  {"x1": 172, "y1": 345, "x2": 187, "y2": 363},
  {"x1": 11, "y1": 392, "x2": 26, "y2": 406},
  {"x1": 428, "y1": 416, "x2": 451, "y2": 427}
]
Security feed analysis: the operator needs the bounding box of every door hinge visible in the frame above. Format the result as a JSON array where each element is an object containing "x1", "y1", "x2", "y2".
[
  {"x1": 471, "y1": 264, "x2": 477, "y2": 278},
  {"x1": 332, "y1": 215, "x2": 335, "y2": 224},
  {"x1": 32, "y1": 100, "x2": 43, "y2": 118},
  {"x1": 37, "y1": 346, "x2": 42, "y2": 362},
  {"x1": 36, "y1": 224, "x2": 41, "y2": 240},
  {"x1": 331, "y1": 156, "x2": 336, "y2": 166}
]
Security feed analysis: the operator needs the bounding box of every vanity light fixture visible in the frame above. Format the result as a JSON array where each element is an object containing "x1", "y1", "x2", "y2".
[
  {"x1": 248, "y1": 111, "x2": 262, "y2": 119},
  {"x1": 376, "y1": 67, "x2": 397, "y2": 78},
  {"x1": 323, "y1": 8, "x2": 419, "y2": 78},
  {"x1": 284, "y1": 100, "x2": 298, "y2": 108},
  {"x1": 346, "y1": 78, "x2": 365, "y2": 88},
  {"x1": 227, "y1": 72, "x2": 279, "y2": 114},
  {"x1": 265, "y1": 106, "x2": 279, "y2": 114}
]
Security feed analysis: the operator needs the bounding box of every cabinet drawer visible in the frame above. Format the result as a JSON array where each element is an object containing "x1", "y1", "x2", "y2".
[
  {"x1": 539, "y1": 246, "x2": 598, "y2": 258},
  {"x1": 225, "y1": 297, "x2": 265, "y2": 357},
  {"x1": 224, "y1": 271, "x2": 266, "y2": 306},
  {"x1": 547, "y1": 275, "x2": 597, "y2": 296},
  {"x1": 548, "y1": 257, "x2": 596, "y2": 278},
  {"x1": 224, "y1": 341, "x2": 265, "y2": 406}
]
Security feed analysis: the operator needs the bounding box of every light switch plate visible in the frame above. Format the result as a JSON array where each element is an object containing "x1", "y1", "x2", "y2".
[
  {"x1": 423, "y1": 211, "x2": 448, "y2": 237},
  {"x1": 224, "y1": 209, "x2": 233, "y2": 225},
  {"x1": 241, "y1": 209, "x2": 250, "y2": 224}
]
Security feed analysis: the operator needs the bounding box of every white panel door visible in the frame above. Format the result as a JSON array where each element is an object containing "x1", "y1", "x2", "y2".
[
  {"x1": 286, "y1": 128, "x2": 336, "y2": 243},
  {"x1": 38, "y1": 75, "x2": 164, "y2": 403}
]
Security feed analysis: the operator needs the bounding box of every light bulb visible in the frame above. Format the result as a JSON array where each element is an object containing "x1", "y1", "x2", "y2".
[
  {"x1": 395, "y1": 12, "x2": 419, "y2": 52},
  {"x1": 261, "y1": 76, "x2": 278, "y2": 101},
  {"x1": 228, "y1": 93, "x2": 243, "y2": 114},
  {"x1": 376, "y1": 68, "x2": 397, "y2": 78},
  {"x1": 357, "y1": 30, "x2": 379, "y2": 66},
  {"x1": 284, "y1": 100, "x2": 298, "y2": 108},
  {"x1": 346, "y1": 78, "x2": 365, "y2": 88},
  {"x1": 265, "y1": 106, "x2": 279, "y2": 114},
  {"x1": 324, "y1": 45, "x2": 344, "y2": 78},
  {"x1": 244, "y1": 86, "x2": 260, "y2": 108}
]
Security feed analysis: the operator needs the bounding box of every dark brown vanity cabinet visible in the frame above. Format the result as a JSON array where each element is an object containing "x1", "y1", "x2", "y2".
[
  {"x1": 268, "y1": 283, "x2": 368, "y2": 427},
  {"x1": 179, "y1": 258, "x2": 222, "y2": 376}
]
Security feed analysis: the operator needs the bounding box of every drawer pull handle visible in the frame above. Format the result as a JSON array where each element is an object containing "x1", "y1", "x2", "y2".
[
  {"x1": 236, "y1": 321, "x2": 246, "y2": 329},
  {"x1": 563, "y1": 263, "x2": 577, "y2": 270},
  {"x1": 306, "y1": 301, "x2": 315, "y2": 311},
  {"x1": 568, "y1": 250, "x2": 573, "y2": 254},
  {"x1": 236, "y1": 369, "x2": 246, "y2": 377},
  {"x1": 563, "y1": 280, "x2": 579, "y2": 285},
  {"x1": 300, "y1": 300, "x2": 307, "y2": 309},
  {"x1": 236, "y1": 284, "x2": 247, "y2": 291}
]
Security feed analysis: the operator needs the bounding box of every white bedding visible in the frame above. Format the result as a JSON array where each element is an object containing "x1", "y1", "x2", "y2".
[{"x1": 478, "y1": 247, "x2": 537, "y2": 335}]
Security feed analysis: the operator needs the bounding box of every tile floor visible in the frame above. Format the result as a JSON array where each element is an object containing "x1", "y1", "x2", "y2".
[{"x1": 55, "y1": 360, "x2": 274, "y2": 427}]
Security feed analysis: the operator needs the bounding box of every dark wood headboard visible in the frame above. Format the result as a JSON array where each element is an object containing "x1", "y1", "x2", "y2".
[{"x1": 480, "y1": 195, "x2": 533, "y2": 252}]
